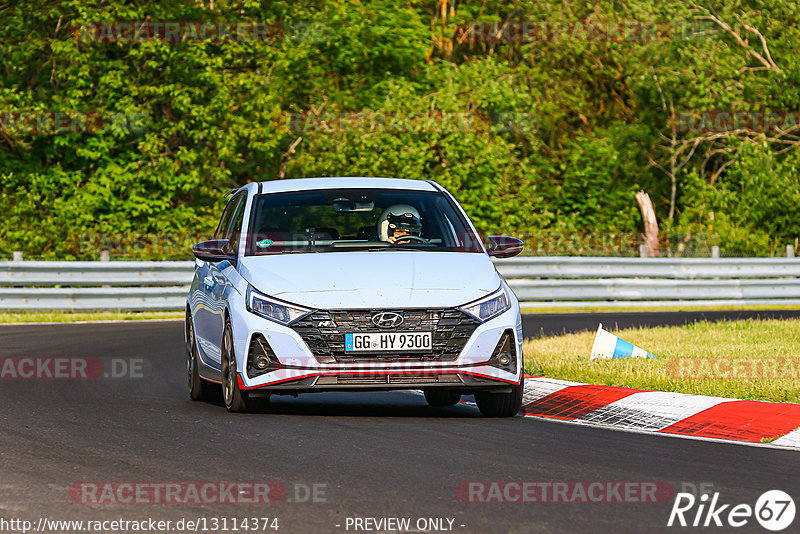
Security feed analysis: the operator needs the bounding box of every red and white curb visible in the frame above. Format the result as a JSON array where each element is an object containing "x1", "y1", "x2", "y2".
[{"x1": 518, "y1": 377, "x2": 800, "y2": 449}]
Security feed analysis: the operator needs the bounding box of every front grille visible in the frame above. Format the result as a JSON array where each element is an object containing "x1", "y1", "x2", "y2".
[{"x1": 291, "y1": 308, "x2": 480, "y2": 363}]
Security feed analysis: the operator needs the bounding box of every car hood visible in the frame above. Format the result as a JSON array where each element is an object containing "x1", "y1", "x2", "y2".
[{"x1": 238, "y1": 251, "x2": 500, "y2": 309}]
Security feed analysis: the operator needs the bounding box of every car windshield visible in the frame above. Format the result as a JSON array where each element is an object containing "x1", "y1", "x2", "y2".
[{"x1": 247, "y1": 188, "x2": 483, "y2": 255}]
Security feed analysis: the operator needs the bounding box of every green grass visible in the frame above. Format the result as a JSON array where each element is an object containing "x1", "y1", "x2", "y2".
[
  {"x1": 521, "y1": 304, "x2": 800, "y2": 314},
  {"x1": 523, "y1": 318, "x2": 800, "y2": 404},
  {"x1": 0, "y1": 311, "x2": 184, "y2": 323}
]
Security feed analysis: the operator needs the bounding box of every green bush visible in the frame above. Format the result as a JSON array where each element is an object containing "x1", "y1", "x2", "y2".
[
  {"x1": 678, "y1": 142, "x2": 800, "y2": 256},
  {"x1": 1, "y1": 1, "x2": 798, "y2": 258}
]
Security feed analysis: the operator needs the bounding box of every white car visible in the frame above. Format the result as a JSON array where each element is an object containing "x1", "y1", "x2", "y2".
[{"x1": 186, "y1": 177, "x2": 525, "y2": 416}]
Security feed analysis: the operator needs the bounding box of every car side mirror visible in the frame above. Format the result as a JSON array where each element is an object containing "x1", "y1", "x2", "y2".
[
  {"x1": 486, "y1": 235, "x2": 524, "y2": 258},
  {"x1": 192, "y1": 239, "x2": 237, "y2": 262}
]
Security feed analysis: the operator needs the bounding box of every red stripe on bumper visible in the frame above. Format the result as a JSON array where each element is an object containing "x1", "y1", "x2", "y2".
[
  {"x1": 657, "y1": 400, "x2": 800, "y2": 442},
  {"x1": 522, "y1": 384, "x2": 643, "y2": 420},
  {"x1": 238, "y1": 370, "x2": 519, "y2": 390}
]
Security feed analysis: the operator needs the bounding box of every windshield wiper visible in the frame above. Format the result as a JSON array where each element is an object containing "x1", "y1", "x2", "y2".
[{"x1": 365, "y1": 245, "x2": 437, "y2": 251}]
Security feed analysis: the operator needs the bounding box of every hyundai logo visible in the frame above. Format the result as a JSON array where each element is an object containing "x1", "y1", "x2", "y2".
[{"x1": 371, "y1": 312, "x2": 405, "y2": 328}]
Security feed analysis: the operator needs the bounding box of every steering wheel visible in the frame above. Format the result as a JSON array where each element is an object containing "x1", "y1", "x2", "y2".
[{"x1": 393, "y1": 235, "x2": 429, "y2": 244}]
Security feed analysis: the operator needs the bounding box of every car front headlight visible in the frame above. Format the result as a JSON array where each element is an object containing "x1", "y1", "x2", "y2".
[
  {"x1": 458, "y1": 286, "x2": 511, "y2": 323},
  {"x1": 246, "y1": 285, "x2": 312, "y2": 326}
]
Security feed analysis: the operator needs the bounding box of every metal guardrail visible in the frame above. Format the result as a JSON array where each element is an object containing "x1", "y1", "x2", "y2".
[
  {"x1": 0, "y1": 257, "x2": 798, "y2": 310},
  {"x1": 498, "y1": 257, "x2": 800, "y2": 307},
  {"x1": 0, "y1": 287, "x2": 189, "y2": 310},
  {"x1": 0, "y1": 261, "x2": 194, "y2": 311},
  {"x1": 0, "y1": 261, "x2": 193, "y2": 286},
  {"x1": 493, "y1": 256, "x2": 800, "y2": 279}
]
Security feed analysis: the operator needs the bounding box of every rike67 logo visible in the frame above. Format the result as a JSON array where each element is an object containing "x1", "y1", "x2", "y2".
[{"x1": 668, "y1": 490, "x2": 795, "y2": 531}]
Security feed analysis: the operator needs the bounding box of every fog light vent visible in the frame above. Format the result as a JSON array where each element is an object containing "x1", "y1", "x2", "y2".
[
  {"x1": 489, "y1": 330, "x2": 517, "y2": 373},
  {"x1": 247, "y1": 334, "x2": 283, "y2": 378}
]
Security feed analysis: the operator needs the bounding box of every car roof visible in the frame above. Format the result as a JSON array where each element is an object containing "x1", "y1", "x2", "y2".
[{"x1": 255, "y1": 177, "x2": 440, "y2": 194}]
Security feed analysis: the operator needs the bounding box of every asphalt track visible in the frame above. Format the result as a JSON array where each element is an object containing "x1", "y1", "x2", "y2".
[{"x1": 1, "y1": 311, "x2": 799, "y2": 533}]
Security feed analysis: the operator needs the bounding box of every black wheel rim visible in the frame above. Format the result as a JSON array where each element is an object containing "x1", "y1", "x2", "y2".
[
  {"x1": 222, "y1": 329, "x2": 235, "y2": 406},
  {"x1": 186, "y1": 321, "x2": 195, "y2": 389}
]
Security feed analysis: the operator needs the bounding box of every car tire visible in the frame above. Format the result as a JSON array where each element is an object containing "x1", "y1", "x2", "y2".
[
  {"x1": 474, "y1": 369, "x2": 524, "y2": 417},
  {"x1": 424, "y1": 389, "x2": 462, "y2": 407},
  {"x1": 221, "y1": 319, "x2": 270, "y2": 413},
  {"x1": 186, "y1": 311, "x2": 214, "y2": 401}
]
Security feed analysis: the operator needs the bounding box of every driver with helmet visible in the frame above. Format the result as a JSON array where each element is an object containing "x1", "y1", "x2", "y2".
[{"x1": 377, "y1": 204, "x2": 424, "y2": 244}]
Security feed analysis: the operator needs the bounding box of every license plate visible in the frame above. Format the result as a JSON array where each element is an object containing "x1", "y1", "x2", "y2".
[{"x1": 344, "y1": 332, "x2": 432, "y2": 352}]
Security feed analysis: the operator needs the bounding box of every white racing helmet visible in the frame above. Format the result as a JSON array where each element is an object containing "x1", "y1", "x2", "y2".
[{"x1": 377, "y1": 204, "x2": 421, "y2": 241}]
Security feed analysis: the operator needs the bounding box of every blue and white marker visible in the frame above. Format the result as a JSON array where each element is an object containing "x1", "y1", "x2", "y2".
[{"x1": 590, "y1": 323, "x2": 657, "y2": 360}]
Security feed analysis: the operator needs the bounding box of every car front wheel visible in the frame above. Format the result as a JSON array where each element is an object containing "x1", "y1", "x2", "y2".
[
  {"x1": 474, "y1": 370, "x2": 524, "y2": 417},
  {"x1": 221, "y1": 320, "x2": 270, "y2": 413}
]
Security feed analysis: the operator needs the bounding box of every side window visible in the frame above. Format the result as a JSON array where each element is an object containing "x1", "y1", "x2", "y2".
[
  {"x1": 227, "y1": 195, "x2": 247, "y2": 252},
  {"x1": 214, "y1": 194, "x2": 244, "y2": 242}
]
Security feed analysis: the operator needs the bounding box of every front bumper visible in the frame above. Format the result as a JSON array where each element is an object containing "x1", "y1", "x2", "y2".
[
  {"x1": 230, "y1": 303, "x2": 523, "y2": 392},
  {"x1": 237, "y1": 367, "x2": 519, "y2": 392}
]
